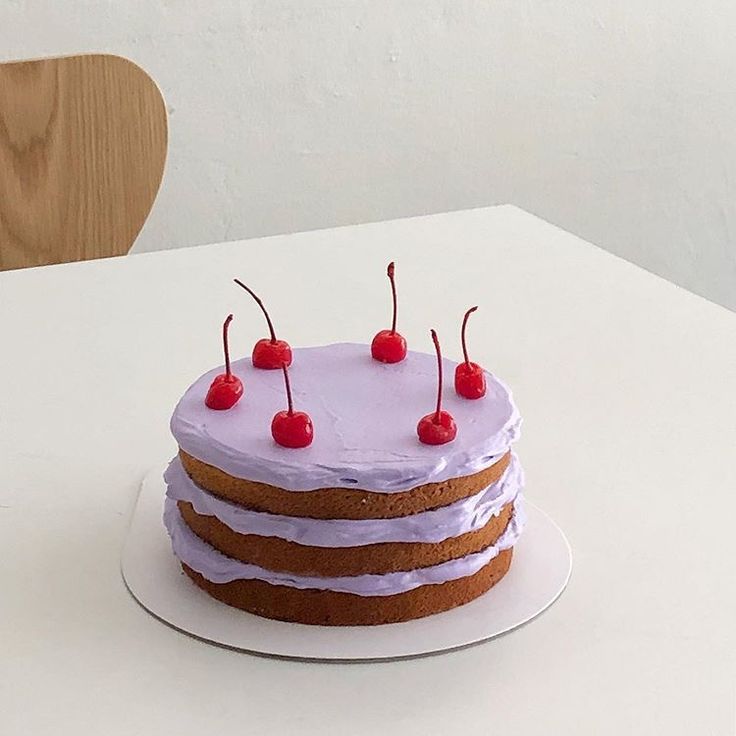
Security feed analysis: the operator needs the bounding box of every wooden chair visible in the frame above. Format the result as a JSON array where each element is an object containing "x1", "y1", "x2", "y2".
[{"x1": 0, "y1": 54, "x2": 167, "y2": 270}]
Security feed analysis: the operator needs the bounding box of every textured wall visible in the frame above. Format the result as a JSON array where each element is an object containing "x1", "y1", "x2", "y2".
[{"x1": 2, "y1": 1, "x2": 735, "y2": 309}]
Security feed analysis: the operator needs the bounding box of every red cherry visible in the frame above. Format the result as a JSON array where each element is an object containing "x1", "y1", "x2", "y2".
[
  {"x1": 252, "y1": 338, "x2": 293, "y2": 370},
  {"x1": 206, "y1": 374, "x2": 244, "y2": 410},
  {"x1": 272, "y1": 410, "x2": 314, "y2": 449},
  {"x1": 371, "y1": 261, "x2": 407, "y2": 363},
  {"x1": 205, "y1": 314, "x2": 244, "y2": 410},
  {"x1": 371, "y1": 329, "x2": 407, "y2": 364},
  {"x1": 454, "y1": 306, "x2": 487, "y2": 399},
  {"x1": 455, "y1": 362, "x2": 486, "y2": 399},
  {"x1": 271, "y1": 363, "x2": 314, "y2": 448},
  {"x1": 417, "y1": 329, "x2": 457, "y2": 445},
  {"x1": 417, "y1": 410, "x2": 457, "y2": 445},
  {"x1": 234, "y1": 279, "x2": 292, "y2": 369}
]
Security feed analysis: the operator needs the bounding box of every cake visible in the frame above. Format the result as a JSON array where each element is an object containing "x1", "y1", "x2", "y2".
[
  {"x1": 164, "y1": 338, "x2": 525, "y2": 626},
  {"x1": 164, "y1": 267, "x2": 524, "y2": 625}
]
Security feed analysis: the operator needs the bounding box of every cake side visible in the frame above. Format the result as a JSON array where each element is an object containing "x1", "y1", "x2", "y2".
[
  {"x1": 166, "y1": 449, "x2": 522, "y2": 574},
  {"x1": 167, "y1": 453, "x2": 521, "y2": 544},
  {"x1": 178, "y1": 500, "x2": 514, "y2": 576},
  {"x1": 164, "y1": 495, "x2": 523, "y2": 594},
  {"x1": 178, "y1": 449, "x2": 512, "y2": 519},
  {"x1": 181, "y1": 550, "x2": 513, "y2": 626}
]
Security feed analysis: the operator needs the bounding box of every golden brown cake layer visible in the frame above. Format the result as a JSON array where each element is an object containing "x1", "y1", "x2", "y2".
[
  {"x1": 182, "y1": 547, "x2": 513, "y2": 626},
  {"x1": 178, "y1": 500, "x2": 514, "y2": 576},
  {"x1": 179, "y1": 450, "x2": 511, "y2": 520}
]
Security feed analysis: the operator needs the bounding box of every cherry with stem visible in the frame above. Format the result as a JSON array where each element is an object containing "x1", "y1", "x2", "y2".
[
  {"x1": 234, "y1": 278, "x2": 292, "y2": 369},
  {"x1": 371, "y1": 261, "x2": 407, "y2": 363},
  {"x1": 271, "y1": 362, "x2": 314, "y2": 448},
  {"x1": 454, "y1": 306, "x2": 487, "y2": 399},
  {"x1": 205, "y1": 314, "x2": 244, "y2": 410},
  {"x1": 417, "y1": 329, "x2": 457, "y2": 445}
]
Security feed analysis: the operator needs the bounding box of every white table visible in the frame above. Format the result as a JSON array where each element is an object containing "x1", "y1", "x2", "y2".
[{"x1": 2, "y1": 206, "x2": 735, "y2": 735}]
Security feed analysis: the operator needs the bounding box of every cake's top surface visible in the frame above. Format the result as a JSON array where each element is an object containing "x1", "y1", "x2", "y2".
[{"x1": 170, "y1": 343, "x2": 521, "y2": 492}]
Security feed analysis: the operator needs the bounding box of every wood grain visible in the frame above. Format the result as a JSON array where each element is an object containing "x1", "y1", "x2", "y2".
[{"x1": 0, "y1": 54, "x2": 167, "y2": 270}]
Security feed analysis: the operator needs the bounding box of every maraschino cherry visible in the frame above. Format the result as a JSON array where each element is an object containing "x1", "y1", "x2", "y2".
[
  {"x1": 233, "y1": 278, "x2": 292, "y2": 369},
  {"x1": 205, "y1": 314, "x2": 244, "y2": 410},
  {"x1": 371, "y1": 261, "x2": 407, "y2": 363},
  {"x1": 271, "y1": 363, "x2": 314, "y2": 448},
  {"x1": 417, "y1": 329, "x2": 457, "y2": 445},
  {"x1": 454, "y1": 306, "x2": 487, "y2": 399}
]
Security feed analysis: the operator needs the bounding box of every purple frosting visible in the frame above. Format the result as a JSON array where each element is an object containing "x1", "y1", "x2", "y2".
[
  {"x1": 163, "y1": 497, "x2": 526, "y2": 596},
  {"x1": 165, "y1": 453, "x2": 523, "y2": 547},
  {"x1": 170, "y1": 343, "x2": 521, "y2": 492}
]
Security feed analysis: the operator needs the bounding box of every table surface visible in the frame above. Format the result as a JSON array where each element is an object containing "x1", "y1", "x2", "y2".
[{"x1": 2, "y1": 205, "x2": 735, "y2": 735}]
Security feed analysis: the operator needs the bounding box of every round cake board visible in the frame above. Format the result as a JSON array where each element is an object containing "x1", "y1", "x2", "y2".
[{"x1": 121, "y1": 466, "x2": 572, "y2": 661}]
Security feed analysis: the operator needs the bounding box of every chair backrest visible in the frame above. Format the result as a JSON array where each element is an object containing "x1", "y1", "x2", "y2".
[{"x1": 0, "y1": 54, "x2": 167, "y2": 270}]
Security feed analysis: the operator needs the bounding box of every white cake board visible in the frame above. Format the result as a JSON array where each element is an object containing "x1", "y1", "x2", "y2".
[{"x1": 121, "y1": 466, "x2": 572, "y2": 661}]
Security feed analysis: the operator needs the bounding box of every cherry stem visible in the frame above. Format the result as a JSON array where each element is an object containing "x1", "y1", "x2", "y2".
[
  {"x1": 222, "y1": 314, "x2": 234, "y2": 378},
  {"x1": 233, "y1": 279, "x2": 278, "y2": 343},
  {"x1": 461, "y1": 306, "x2": 478, "y2": 365},
  {"x1": 387, "y1": 261, "x2": 398, "y2": 334},
  {"x1": 430, "y1": 329, "x2": 443, "y2": 422},
  {"x1": 281, "y1": 362, "x2": 294, "y2": 415}
]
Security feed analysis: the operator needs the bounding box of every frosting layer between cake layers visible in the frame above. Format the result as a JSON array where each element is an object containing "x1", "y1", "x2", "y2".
[
  {"x1": 165, "y1": 452, "x2": 523, "y2": 547},
  {"x1": 170, "y1": 343, "x2": 521, "y2": 492},
  {"x1": 163, "y1": 496, "x2": 526, "y2": 596}
]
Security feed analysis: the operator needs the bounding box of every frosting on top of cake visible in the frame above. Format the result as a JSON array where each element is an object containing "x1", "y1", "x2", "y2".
[{"x1": 170, "y1": 343, "x2": 521, "y2": 492}]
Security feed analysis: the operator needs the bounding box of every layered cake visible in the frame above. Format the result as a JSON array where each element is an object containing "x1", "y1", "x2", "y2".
[{"x1": 164, "y1": 270, "x2": 525, "y2": 625}]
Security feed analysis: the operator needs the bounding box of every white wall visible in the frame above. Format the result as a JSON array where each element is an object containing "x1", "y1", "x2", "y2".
[{"x1": 2, "y1": 1, "x2": 736, "y2": 310}]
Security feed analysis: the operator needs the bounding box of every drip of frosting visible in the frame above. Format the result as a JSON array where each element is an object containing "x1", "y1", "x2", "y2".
[
  {"x1": 164, "y1": 496, "x2": 526, "y2": 597},
  {"x1": 165, "y1": 453, "x2": 523, "y2": 547},
  {"x1": 170, "y1": 343, "x2": 521, "y2": 492}
]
